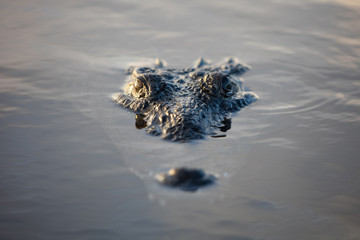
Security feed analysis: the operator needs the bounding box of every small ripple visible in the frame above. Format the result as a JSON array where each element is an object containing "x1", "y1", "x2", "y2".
[
  {"x1": 53, "y1": 228, "x2": 118, "y2": 237},
  {"x1": 254, "y1": 97, "x2": 329, "y2": 115},
  {"x1": 346, "y1": 98, "x2": 360, "y2": 107},
  {"x1": 251, "y1": 74, "x2": 360, "y2": 123},
  {"x1": 247, "y1": 199, "x2": 279, "y2": 211}
]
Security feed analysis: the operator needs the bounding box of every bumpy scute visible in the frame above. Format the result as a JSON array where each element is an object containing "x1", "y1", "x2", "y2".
[{"x1": 113, "y1": 57, "x2": 258, "y2": 141}]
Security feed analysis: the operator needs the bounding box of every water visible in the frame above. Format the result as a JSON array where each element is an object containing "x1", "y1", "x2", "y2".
[{"x1": 1, "y1": 0, "x2": 360, "y2": 239}]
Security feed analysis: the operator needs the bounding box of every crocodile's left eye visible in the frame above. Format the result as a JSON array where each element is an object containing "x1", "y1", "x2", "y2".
[{"x1": 201, "y1": 73, "x2": 237, "y2": 97}]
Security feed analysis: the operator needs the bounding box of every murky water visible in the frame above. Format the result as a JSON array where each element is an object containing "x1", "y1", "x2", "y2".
[{"x1": 1, "y1": 0, "x2": 360, "y2": 239}]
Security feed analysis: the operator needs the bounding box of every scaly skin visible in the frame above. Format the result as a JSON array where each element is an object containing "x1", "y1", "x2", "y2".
[{"x1": 113, "y1": 57, "x2": 258, "y2": 141}]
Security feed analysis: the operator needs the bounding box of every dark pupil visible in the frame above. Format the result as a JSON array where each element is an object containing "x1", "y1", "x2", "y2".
[{"x1": 222, "y1": 79, "x2": 232, "y2": 92}]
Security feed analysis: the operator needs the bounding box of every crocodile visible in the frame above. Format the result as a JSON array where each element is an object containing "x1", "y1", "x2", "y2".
[{"x1": 113, "y1": 57, "x2": 258, "y2": 141}]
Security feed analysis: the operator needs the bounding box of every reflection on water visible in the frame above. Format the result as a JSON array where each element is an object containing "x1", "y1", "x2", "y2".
[{"x1": 1, "y1": 0, "x2": 360, "y2": 239}]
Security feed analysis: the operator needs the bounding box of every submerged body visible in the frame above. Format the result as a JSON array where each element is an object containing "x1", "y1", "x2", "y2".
[
  {"x1": 113, "y1": 57, "x2": 258, "y2": 141},
  {"x1": 156, "y1": 167, "x2": 216, "y2": 192}
]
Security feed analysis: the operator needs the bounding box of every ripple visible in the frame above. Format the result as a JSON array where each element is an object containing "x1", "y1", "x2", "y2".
[
  {"x1": 250, "y1": 71, "x2": 360, "y2": 124},
  {"x1": 54, "y1": 228, "x2": 118, "y2": 238}
]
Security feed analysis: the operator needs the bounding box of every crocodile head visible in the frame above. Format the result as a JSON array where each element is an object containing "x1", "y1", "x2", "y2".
[{"x1": 113, "y1": 58, "x2": 258, "y2": 141}]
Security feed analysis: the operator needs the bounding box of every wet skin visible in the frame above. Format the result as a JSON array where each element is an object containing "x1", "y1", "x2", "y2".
[{"x1": 113, "y1": 57, "x2": 258, "y2": 141}]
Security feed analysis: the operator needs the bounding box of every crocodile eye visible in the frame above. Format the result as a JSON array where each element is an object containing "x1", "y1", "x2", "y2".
[
  {"x1": 132, "y1": 74, "x2": 166, "y2": 98},
  {"x1": 201, "y1": 73, "x2": 236, "y2": 97},
  {"x1": 220, "y1": 78, "x2": 234, "y2": 97},
  {"x1": 134, "y1": 79, "x2": 144, "y2": 92}
]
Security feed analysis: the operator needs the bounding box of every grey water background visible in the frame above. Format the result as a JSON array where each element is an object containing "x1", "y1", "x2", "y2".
[{"x1": 1, "y1": 0, "x2": 360, "y2": 239}]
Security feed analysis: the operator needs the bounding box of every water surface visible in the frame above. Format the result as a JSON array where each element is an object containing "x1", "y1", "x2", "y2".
[{"x1": 1, "y1": 0, "x2": 360, "y2": 239}]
